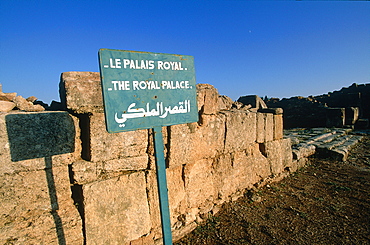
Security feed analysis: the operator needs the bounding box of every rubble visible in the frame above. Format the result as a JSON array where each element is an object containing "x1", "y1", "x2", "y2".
[
  {"x1": 0, "y1": 84, "x2": 46, "y2": 112},
  {"x1": 285, "y1": 127, "x2": 363, "y2": 161}
]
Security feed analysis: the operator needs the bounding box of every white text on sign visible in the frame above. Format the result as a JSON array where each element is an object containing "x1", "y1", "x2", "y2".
[
  {"x1": 103, "y1": 59, "x2": 188, "y2": 71},
  {"x1": 107, "y1": 80, "x2": 192, "y2": 91}
]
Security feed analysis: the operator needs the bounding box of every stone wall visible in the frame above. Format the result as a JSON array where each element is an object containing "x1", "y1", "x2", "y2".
[
  {"x1": 265, "y1": 83, "x2": 370, "y2": 129},
  {"x1": 0, "y1": 72, "x2": 305, "y2": 244}
]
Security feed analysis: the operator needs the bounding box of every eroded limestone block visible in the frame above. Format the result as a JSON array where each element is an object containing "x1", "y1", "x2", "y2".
[
  {"x1": 60, "y1": 71, "x2": 103, "y2": 113},
  {"x1": 218, "y1": 95, "x2": 233, "y2": 111},
  {"x1": 0, "y1": 112, "x2": 79, "y2": 174},
  {"x1": 184, "y1": 158, "x2": 215, "y2": 209},
  {"x1": 256, "y1": 112, "x2": 265, "y2": 143},
  {"x1": 237, "y1": 95, "x2": 267, "y2": 109},
  {"x1": 84, "y1": 172, "x2": 151, "y2": 244},
  {"x1": 89, "y1": 113, "x2": 148, "y2": 163},
  {"x1": 13, "y1": 95, "x2": 45, "y2": 112},
  {"x1": 196, "y1": 84, "x2": 219, "y2": 115},
  {"x1": 292, "y1": 144, "x2": 316, "y2": 160},
  {"x1": 265, "y1": 113, "x2": 274, "y2": 142},
  {"x1": 261, "y1": 139, "x2": 292, "y2": 176},
  {"x1": 0, "y1": 166, "x2": 83, "y2": 244},
  {"x1": 0, "y1": 101, "x2": 15, "y2": 112},
  {"x1": 274, "y1": 114, "x2": 283, "y2": 140},
  {"x1": 213, "y1": 153, "x2": 235, "y2": 201},
  {"x1": 223, "y1": 111, "x2": 256, "y2": 153},
  {"x1": 168, "y1": 114, "x2": 225, "y2": 167}
]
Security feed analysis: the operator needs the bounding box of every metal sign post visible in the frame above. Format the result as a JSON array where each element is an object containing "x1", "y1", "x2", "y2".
[{"x1": 98, "y1": 49, "x2": 198, "y2": 244}]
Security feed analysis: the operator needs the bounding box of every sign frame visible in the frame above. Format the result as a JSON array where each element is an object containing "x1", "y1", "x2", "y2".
[{"x1": 98, "y1": 48, "x2": 198, "y2": 133}]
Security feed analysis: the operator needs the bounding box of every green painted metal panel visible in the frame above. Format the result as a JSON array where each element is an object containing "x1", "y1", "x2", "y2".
[{"x1": 99, "y1": 49, "x2": 198, "y2": 133}]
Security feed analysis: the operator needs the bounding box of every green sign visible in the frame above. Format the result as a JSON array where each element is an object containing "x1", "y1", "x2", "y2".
[{"x1": 98, "y1": 49, "x2": 198, "y2": 133}]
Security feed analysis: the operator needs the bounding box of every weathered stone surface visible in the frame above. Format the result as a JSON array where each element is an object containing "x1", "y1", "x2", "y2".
[
  {"x1": 256, "y1": 112, "x2": 265, "y2": 143},
  {"x1": 167, "y1": 165, "x2": 187, "y2": 224},
  {"x1": 184, "y1": 158, "x2": 215, "y2": 209},
  {"x1": 237, "y1": 95, "x2": 267, "y2": 109},
  {"x1": 0, "y1": 166, "x2": 83, "y2": 244},
  {"x1": 26, "y1": 96, "x2": 38, "y2": 103},
  {"x1": 223, "y1": 111, "x2": 256, "y2": 153},
  {"x1": 145, "y1": 170, "x2": 161, "y2": 239},
  {"x1": 89, "y1": 113, "x2": 148, "y2": 163},
  {"x1": 13, "y1": 95, "x2": 45, "y2": 111},
  {"x1": 70, "y1": 160, "x2": 103, "y2": 185},
  {"x1": 196, "y1": 84, "x2": 219, "y2": 115},
  {"x1": 261, "y1": 139, "x2": 292, "y2": 176},
  {"x1": 168, "y1": 114, "x2": 225, "y2": 167},
  {"x1": 0, "y1": 92, "x2": 17, "y2": 101},
  {"x1": 213, "y1": 153, "x2": 235, "y2": 201},
  {"x1": 0, "y1": 112, "x2": 77, "y2": 174},
  {"x1": 218, "y1": 95, "x2": 233, "y2": 111},
  {"x1": 0, "y1": 101, "x2": 15, "y2": 112},
  {"x1": 213, "y1": 144, "x2": 271, "y2": 202},
  {"x1": 84, "y1": 172, "x2": 151, "y2": 244},
  {"x1": 273, "y1": 114, "x2": 284, "y2": 140},
  {"x1": 292, "y1": 144, "x2": 316, "y2": 160},
  {"x1": 265, "y1": 113, "x2": 274, "y2": 142},
  {"x1": 60, "y1": 71, "x2": 103, "y2": 113},
  {"x1": 104, "y1": 155, "x2": 148, "y2": 172}
]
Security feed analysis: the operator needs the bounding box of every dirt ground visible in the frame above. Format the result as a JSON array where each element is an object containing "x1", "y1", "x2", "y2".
[{"x1": 176, "y1": 136, "x2": 370, "y2": 245}]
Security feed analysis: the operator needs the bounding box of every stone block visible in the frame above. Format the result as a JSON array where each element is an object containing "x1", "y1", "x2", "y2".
[
  {"x1": 184, "y1": 158, "x2": 215, "y2": 209},
  {"x1": 261, "y1": 139, "x2": 292, "y2": 176},
  {"x1": 273, "y1": 114, "x2": 283, "y2": 140},
  {"x1": 4, "y1": 111, "x2": 76, "y2": 162},
  {"x1": 213, "y1": 144, "x2": 271, "y2": 202},
  {"x1": 196, "y1": 84, "x2": 219, "y2": 115},
  {"x1": 145, "y1": 170, "x2": 161, "y2": 239},
  {"x1": 104, "y1": 155, "x2": 148, "y2": 172},
  {"x1": 0, "y1": 111, "x2": 79, "y2": 174},
  {"x1": 0, "y1": 166, "x2": 83, "y2": 244},
  {"x1": 218, "y1": 95, "x2": 233, "y2": 111},
  {"x1": 89, "y1": 113, "x2": 148, "y2": 163},
  {"x1": 247, "y1": 143, "x2": 272, "y2": 180},
  {"x1": 83, "y1": 172, "x2": 151, "y2": 244},
  {"x1": 168, "y1": 114, "x2": 225, "y2": 167},
  {"x1": 14, "y1": 95, "x2": 45, "y2": 112},
  {"x1": 345, "y1": 107, "x2": 359, "y2": 125},
  {"x1": 70, "y1": 160, "x2": 101, "y2": 185},
  {"x1": 265, "y1": 113, "x2": 274, "y2": 142},
  {"x1": 0, "y1": 101, "x2": 15, "y2": 112},
  {"x1": 258, "y1": 108, "x2": 283, "y2": 115},
  {"x1": 167, "y1": 165, "x2": 187, "y2": 223},
  {"x1": 292, "y1": 144, "x2": 316, "y2": 160},
  {"x1": 256, "y1": 112, "x2": 265, "y2": 143},
  {"x1": 326, "y1": 108, "x2": 345, "y2": 127},
  {"x1": 59, "y1": 71, "x2": 103, "y2": 113},
  {"x1": 237, "y1": 95, "x2": 267, "y2": 109},
  {"x1": 146, "y1": 165, "x2": 187, "y2": 233},
  {"x1": 223, "y1": 111, "x2": 256, "y2": 153},
  {"x1": 212, "y1": 153, "x2": 235, "y2": 201}
]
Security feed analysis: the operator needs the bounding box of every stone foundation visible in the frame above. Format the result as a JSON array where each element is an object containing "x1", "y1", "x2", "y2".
[{"x1": 0, "y1": 72, "x2": 310, "y2": 244}]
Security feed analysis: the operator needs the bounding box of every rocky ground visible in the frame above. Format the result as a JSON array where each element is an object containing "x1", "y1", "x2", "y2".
[{"x1": 176, "y1": 134, "x2": 370, "y2": 245}]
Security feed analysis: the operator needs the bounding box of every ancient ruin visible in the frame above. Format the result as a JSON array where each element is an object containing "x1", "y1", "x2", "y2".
[
  {"x1": 0, "y1": 75, "x2": 367, "y2": 244},
  {"x1": 265, "y1": 83, "x2": 370, "y2": 129}
]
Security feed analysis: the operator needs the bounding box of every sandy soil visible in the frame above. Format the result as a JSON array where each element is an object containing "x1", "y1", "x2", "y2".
[{"x1": 176, "y1": 136, "x2": 370, "y2": 245}]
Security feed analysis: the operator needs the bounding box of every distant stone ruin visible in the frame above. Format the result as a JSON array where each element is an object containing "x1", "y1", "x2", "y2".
[{"x1": 265, "y1": 83, "x2": 370, "y2": 129}]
